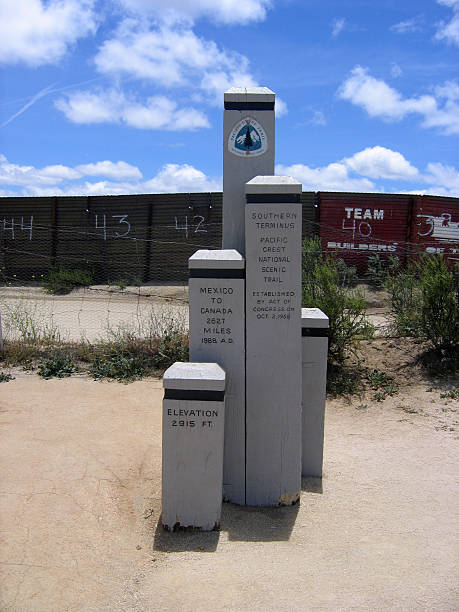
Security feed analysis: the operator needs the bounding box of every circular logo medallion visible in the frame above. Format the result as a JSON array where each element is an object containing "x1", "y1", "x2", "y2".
[{"x1": 228, "y1": 117, "x2": 268, "y2": 157}]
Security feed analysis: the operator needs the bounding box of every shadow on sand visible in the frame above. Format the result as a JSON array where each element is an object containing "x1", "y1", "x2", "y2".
[
  {"x1": 301, "y1": 476, "x2": 323, "y2": 494},
  {"x1": 153, "y1": 496, "x2": 302, "y2": 552}
]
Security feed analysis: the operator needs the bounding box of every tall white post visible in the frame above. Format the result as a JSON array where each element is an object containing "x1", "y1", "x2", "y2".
[
  {"x1": 301, "y1": 308, "x2": 329, "y2": 478},
  {"x1": 223, "y1": 87, "x2": 275, "y2": 255},
  {"x1": 188, "y1": 250, "x2": 246, "y2": 504},
  {"x1": 245, "y1": 176, "x2": 303, "y2": 506}
]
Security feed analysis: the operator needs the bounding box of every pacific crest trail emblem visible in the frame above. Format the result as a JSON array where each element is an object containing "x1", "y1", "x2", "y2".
[{"x1": 228, "y1": 118, "x2": 268, "y2": 157}]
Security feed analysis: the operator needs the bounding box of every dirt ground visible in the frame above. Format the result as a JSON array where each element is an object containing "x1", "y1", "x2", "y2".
[{"x1": 1, "y1": 339, "x2": 458, "y2": 611}]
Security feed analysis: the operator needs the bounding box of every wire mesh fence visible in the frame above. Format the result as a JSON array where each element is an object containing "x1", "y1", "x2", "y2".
[{"x1": 0, "y1": 191, "x2": 457, "y2": 345}]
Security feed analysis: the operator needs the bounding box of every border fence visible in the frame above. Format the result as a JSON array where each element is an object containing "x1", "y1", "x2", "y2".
[{"x1": 0, "y1": 191, "x2": 457, "y2": 284}]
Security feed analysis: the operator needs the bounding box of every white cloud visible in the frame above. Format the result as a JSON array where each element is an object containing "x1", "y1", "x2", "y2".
[
  {"x1": 55, "y1": 89, "x2": 210, "y2": 130},
  {"x1": 93, "y1": 21, "x2": 258, "y2": 106},
  {"x1": 275, "y1": 98, "x2": 288, "y2": 118},
  {"x1": 338, "y1": 66, "x2": 459, "y2": 135},
  {"x1": 2, "y1": 150, "x2": 459, "y2": 196},
  {"x1": 95, "y1": 24, "x2": 216, "y2": 87},
  {"x1": 55, "y1": 89, "x2": 124, "y2": 124},
  {"x1": 390, "y1": 17, "x2": 423, "y2": 34},
  {"x1": 24, "y1": 181, "x2": 139, "y2": 197},
  {"x1": 115, "y1": 0, "x2": 271, "y2": 25},
  {"x1": 39, "y1": 165, "x2": 82, "y2": 180},
  {"x1": 277, "y1": 148, "x2": 459, "y2": 196},
  {"x1": 0, "y1": 154, "x2": 221, "y2": 195},
  {"x1": 423, "y1": 162, "x2": 459, "y2": 196},
  {"x1": 0, "y1": 154, "x2": 81, "y2": 186},
  {"x1": 56, "y1": 18, "x2": 284, "y2": 122},
  {"x1": 275, "y1": 162, "x2": 377, "y2": 192},
  {"x1": 421, "y1": 81, "x2": 459, "y2": 134},
  {"x1": 338, "y1": 66, "x2": 435, "y2": 120},
  {"x1": 331, "y1": 17, "x2": 346, "y2": 38},
  {"x1": 143, "y1": 163, "x2": 221, "y2": 192},
  {"x1": 0, "y1": 0, "x2": 97, "y2": 66},
  {"x1": 76, "y1": 161, "x2": 142, "y2": 180},
  {"x1": 436, "y1": 0, "x2": 459, "y2": 45},
  {"x1": 343, "y1": 146, "x2": 419, "y2": 180}
]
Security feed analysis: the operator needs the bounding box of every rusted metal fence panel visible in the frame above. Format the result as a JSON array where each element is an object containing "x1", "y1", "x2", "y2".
[
  {"x1": 301, "y1": 192, "x2": 318, "y2": 240},
  {"x1": 411, "y1": 195, "x2": 459, "y2": 266},
  {"x1": 318, "y1": 192, "x2": 413, "y2": 273},
  {"x1": 0, "y1": 197, "x2": 54, "y2": 282},
  {"x1": 0, "y1": 193, "x2": 223, "y2": 283},
  {"x1": 1, "y1": 191, "x2": 457, "y2": 283}
]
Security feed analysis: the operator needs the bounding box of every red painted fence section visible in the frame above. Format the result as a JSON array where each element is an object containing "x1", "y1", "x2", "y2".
[
  {"x1": 411, "y1": 195, "x2": 459, "y2": 266},
  {"x1": 318, "y1": 192, "x2": 413, "y2": 273}
]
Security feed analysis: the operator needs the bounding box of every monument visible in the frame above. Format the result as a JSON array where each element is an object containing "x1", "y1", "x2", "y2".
[{"x1": 161, "y1": 86, "x2": 329, "y2": 526}]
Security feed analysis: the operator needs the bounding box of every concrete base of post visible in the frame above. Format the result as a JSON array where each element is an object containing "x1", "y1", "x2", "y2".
[
  {"x1": 161, "y1": 362, "x2": 226, "y2": 531},
  {"x1": 301, "y1": 308, "x2": 329, "y2": 478}
]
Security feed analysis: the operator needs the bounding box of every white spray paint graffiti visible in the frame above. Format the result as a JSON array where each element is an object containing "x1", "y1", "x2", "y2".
[{"x1": 417, "y1": 212, "x2": 459, "y2": 243}]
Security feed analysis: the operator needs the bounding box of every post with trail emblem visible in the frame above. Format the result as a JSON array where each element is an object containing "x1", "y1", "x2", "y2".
[{"x1": 223, "y1": 87, "x2": 275, "y2": 255}]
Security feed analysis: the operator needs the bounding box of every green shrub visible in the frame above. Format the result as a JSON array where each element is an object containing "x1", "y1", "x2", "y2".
[
  {"x1": 366, "y1": 368, "x2": 398, "y2": 401},
  {"x1": 366, "y1": 254, "x2": 400, "y2": 289},
  {"x1": 108, "y1": 275, "x2": 142, "y2": 290},
  {"x1": 44, "y1": 268, "x2": 93, "y2": 295},
  {"x1": 0, "y1": 371, "x2": 14, "y2": 382},
  {"x1": 326, "y1": 363, "x2": 365, "y2": 397},
  {"x1": 440, "y1": 388, "x2": 459, "y2": 400},
  {"x1": 90, "y1": 350, "x2": 146, "y2": 382},
  {"x1": 1, "y1": 300, "x2": 62, "y2": 343},
  {"x1": 387, "y1": 256, "x2": 459, "y2": 357},
  {"x1": 152, "y1": 327, "x2": 189, "y2": 370},
  {"x1": 336, "y1": 258, "x2": 358, "y2": 288},
  {"x1": 302, "y1": 237, "x2": 373, "y2": 365},
  {"x1": 385, "y1": 267, "x2": 423, "y2": 337},
  {"x1": 38, "y1": 353, "x2": 76, "y2": 379},
  {"x1": 419, "y1": 255, "x2": 459, "y2": 356}
]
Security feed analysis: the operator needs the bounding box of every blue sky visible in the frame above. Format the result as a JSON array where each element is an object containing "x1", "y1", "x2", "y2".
[{"x1": 1, "y1": 0, "x2": 458, "y2": 197}]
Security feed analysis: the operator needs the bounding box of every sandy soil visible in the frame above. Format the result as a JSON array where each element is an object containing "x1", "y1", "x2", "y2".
[{"x1": 1, "y1": 353, "x2": 458, "y2": 611}]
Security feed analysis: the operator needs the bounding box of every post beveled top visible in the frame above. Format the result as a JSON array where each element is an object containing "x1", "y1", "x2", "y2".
[
  {"x1": 245, "y1": 175, "x2": 302, "y2": 195},
  {"x1": 163, "y1": 362, "x2": 226, "y2": 391},
  {"x1": 224, "y1": 87, "x2": 275, "y2": 103},
  {"x1": 189, "y1": 249, "x2": 245, "y2": 269},
  {"x1": 301, "y1": 308, "x2": 330, "y2": 329}
]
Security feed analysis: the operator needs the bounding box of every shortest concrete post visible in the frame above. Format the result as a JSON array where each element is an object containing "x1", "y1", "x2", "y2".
[
  {"x1": 162, "y1": 362, "x2": 226, "y2": 531},
  {"x1": 301, "y1": 308, "x2": 329, "y2": 478}
]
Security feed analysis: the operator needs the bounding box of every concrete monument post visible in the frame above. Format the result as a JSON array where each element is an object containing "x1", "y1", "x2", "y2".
[
  {"x1": 301, "y1": 308, "x2": 329, "y2": 478},
  {"x1": 245, "y1": 176, "x2": 303, "y2": 506},
  {"x1": 188, "y1": 250, "x2": 246, "y2": 504},
  {"x1": 223, "y1": 87, "x2": 275, "y2": 255},
  {"x1": 162, "y1": 362, "x2": 226, "y2": 531}
]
